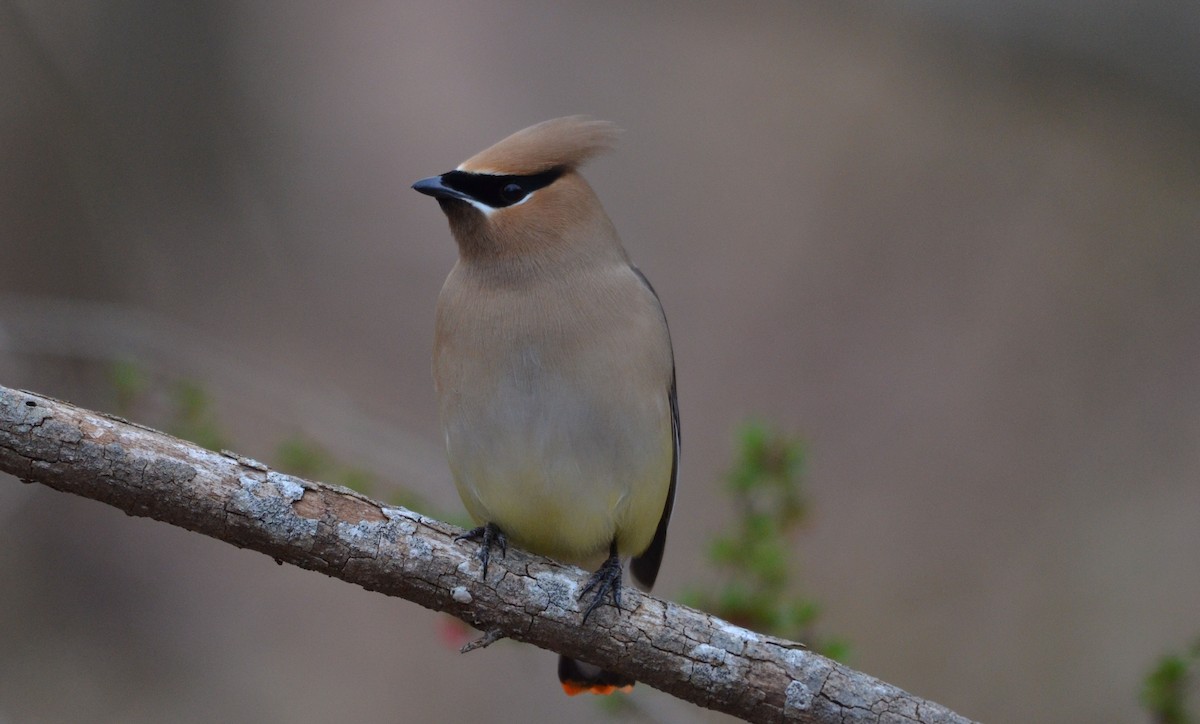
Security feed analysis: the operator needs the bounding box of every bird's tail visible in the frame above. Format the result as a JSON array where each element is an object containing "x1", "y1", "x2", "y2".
[{"x1": 557, "y1": 655, "x2": 635, "y2": 696}]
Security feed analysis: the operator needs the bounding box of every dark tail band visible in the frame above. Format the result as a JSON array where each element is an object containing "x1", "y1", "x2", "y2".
[{"x1": 557, "y1": 655, "x2": 635, "y2": 696}]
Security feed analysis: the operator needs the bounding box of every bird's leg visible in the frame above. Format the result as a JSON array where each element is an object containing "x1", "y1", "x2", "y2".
[
  {"x1": 455, "y1": 522, "x2": 507, "y2": 579},
  {"x1": 580, "y1": 540, "x2": 623, "y2": 623}
]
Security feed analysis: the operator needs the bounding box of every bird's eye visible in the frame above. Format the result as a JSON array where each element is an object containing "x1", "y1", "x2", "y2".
[{"x1": 500, "y1": 183, "x2": 525, "y2": 203}]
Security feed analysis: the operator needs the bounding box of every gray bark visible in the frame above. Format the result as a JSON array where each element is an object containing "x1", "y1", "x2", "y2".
[{"x1": 0, "y1": 384, "x2": 975, "y2": 723}]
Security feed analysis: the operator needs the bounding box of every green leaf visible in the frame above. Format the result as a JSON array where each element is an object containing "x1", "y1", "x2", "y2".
[
  {"x1": 1141, "y1": 642, "x2": 1199, "y2": 724},
  {"x1": 276, "y1": 435, "x2": 332, "y2": 478},
  {"x1": 686, "y1": 419, "x2": 848, "y2": 653},
  {"x1": 169, "y1": 381, "x2": 227, "y2": 451},
  {"x1": 108, "y1": 361, "x2": 145, "y2": 416}
]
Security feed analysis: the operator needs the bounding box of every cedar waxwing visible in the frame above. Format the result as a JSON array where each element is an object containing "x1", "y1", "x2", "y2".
[{"x1": 413, "y1": 116, "x2": 679, "y2": 696}]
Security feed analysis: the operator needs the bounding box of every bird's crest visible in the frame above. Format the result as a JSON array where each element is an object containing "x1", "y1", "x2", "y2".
[{"x1": 458, "y1": 116, "x2": 620, "y2": 176}]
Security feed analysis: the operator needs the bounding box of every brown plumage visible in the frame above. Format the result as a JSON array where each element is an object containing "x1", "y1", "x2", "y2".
[
  {"x1": 440, "y1": 169, "x2": 624, "y2": 262},
  {"x1": 414, "y1": 116, "x2": 678, "y2": 697},
  {"x1": 458, "y1": 115, "x2": 620, "y2": 175}
]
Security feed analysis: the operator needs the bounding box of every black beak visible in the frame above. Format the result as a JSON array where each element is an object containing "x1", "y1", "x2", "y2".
[{"x1": 412, "y1": 174, "x2": 473, "y2": 203}]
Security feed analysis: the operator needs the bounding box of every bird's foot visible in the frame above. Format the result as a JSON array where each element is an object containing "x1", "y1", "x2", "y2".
[
  {"x1": 580, "y1": 548, "x2": 623, "y2": 623},
  {"x1": 456, "y1": 522, "x2": 507, "y2": 579}
]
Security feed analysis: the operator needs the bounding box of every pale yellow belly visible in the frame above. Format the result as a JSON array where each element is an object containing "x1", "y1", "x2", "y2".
[{"x1": 443, "y1": 376, "x2": 672, "y2": 564}]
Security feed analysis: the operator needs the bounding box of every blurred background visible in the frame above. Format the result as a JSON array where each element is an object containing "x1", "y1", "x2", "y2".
[{"x1": 2, "y1": 1, "x2": 1198, "y2": 722}]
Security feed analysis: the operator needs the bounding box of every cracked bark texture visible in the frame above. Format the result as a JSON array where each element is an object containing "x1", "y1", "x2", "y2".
[{"x1": 0, "y1": 384, "x2": 975, "y2": 723}]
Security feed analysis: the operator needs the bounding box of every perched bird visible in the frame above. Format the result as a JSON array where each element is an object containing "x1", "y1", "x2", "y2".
[{"x1": 413, "y1": 116, "x2": 679, "y2": 696}]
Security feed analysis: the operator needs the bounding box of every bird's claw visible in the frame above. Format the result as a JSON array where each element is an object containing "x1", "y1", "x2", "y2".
[
  {"x1": 456, "y1": 522, "x2": 507, "y2": 579},
  {"x1": 580, "y1": 552, "x2": 624, "y2": 623}
]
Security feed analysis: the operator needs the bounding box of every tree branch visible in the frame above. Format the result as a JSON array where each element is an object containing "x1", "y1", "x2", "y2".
[{"x1": 0, "y1": 384, "x2": 974, "y2": 723}]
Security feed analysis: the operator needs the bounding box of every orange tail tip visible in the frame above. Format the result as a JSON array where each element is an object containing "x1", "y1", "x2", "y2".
[
  {"x1": 561, "y1": 681, "x2": 635, "y2": 697},
  {"x1": 558, "y1": 655, "x2": 635, "y2": 696}
]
